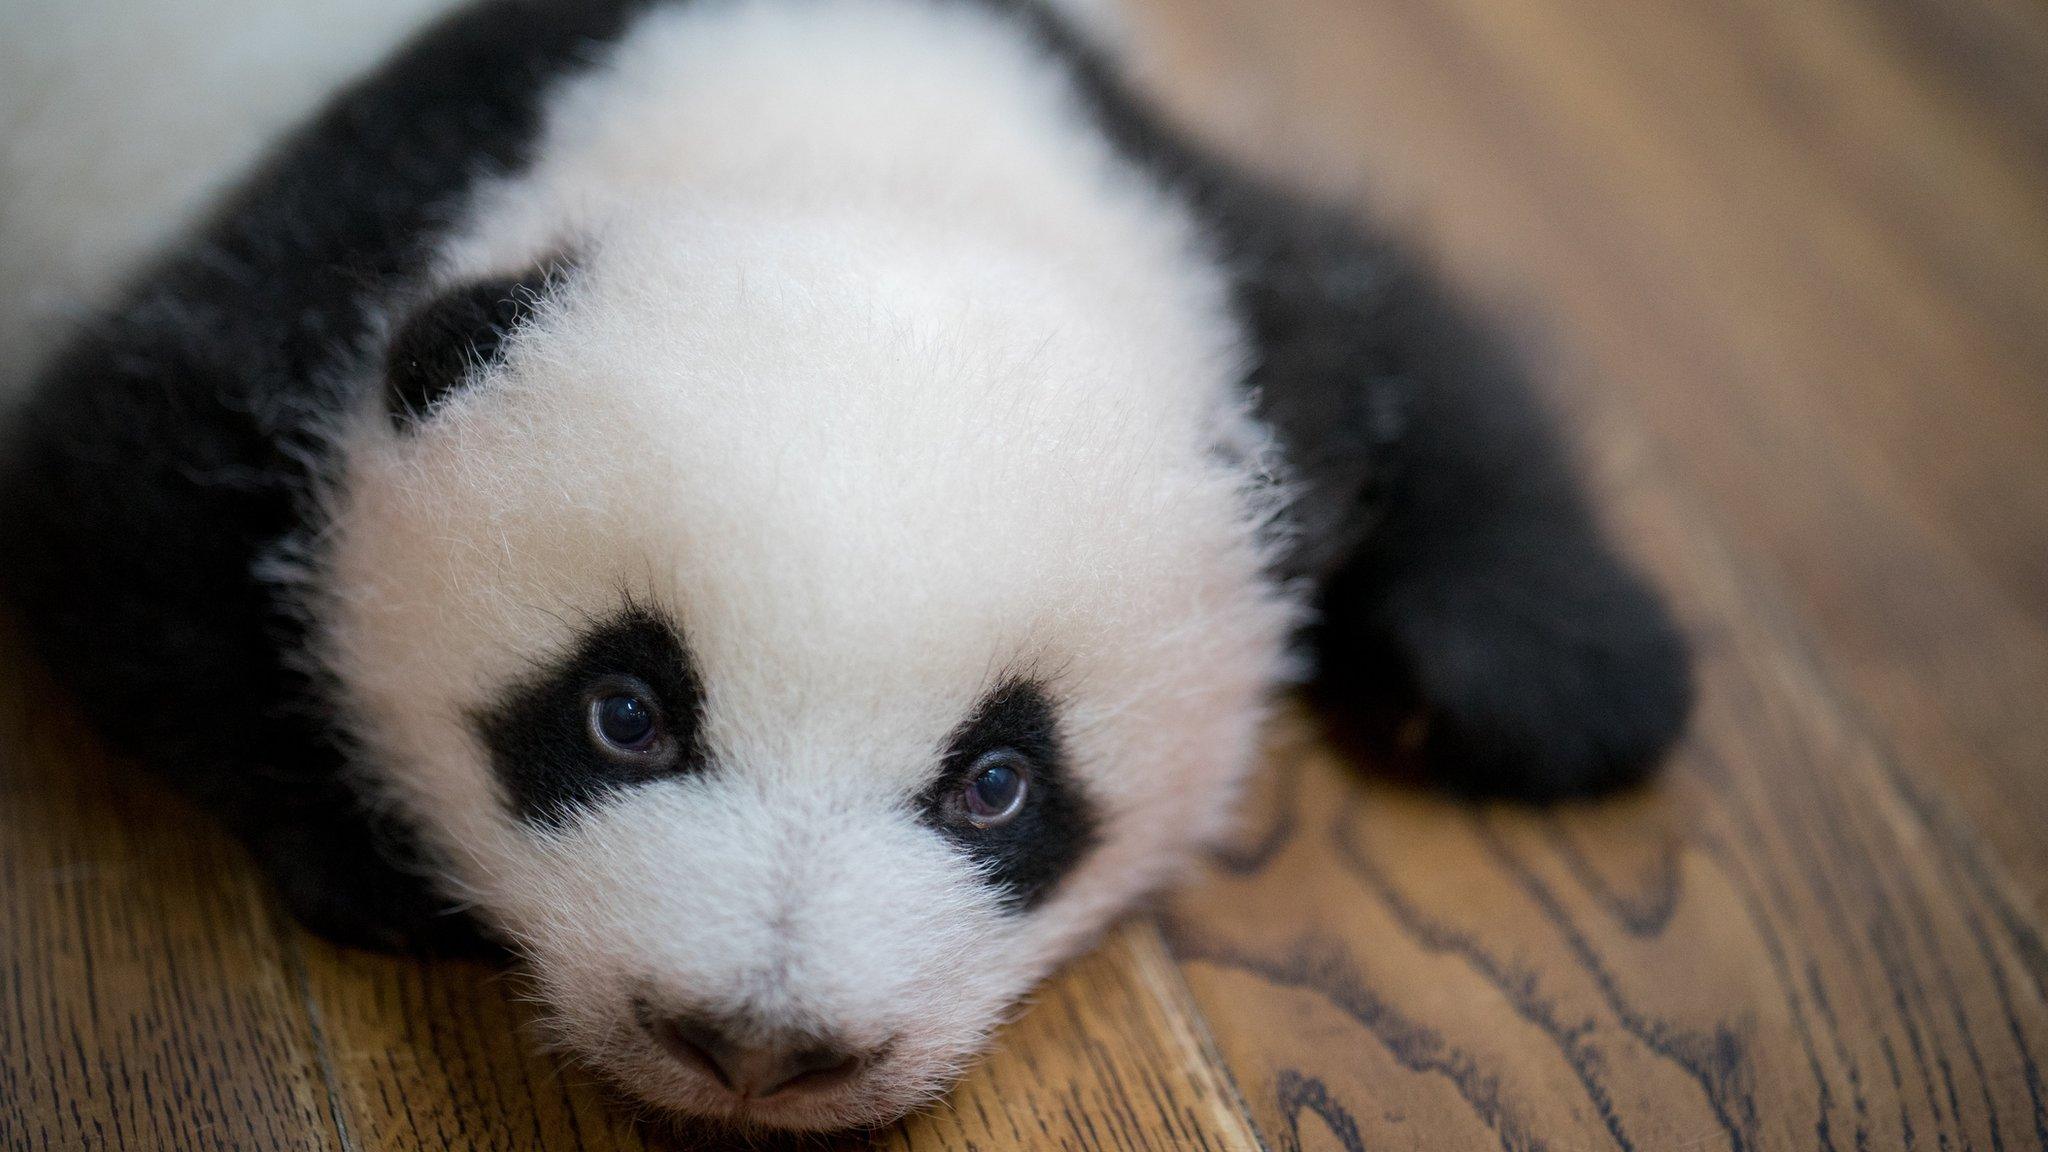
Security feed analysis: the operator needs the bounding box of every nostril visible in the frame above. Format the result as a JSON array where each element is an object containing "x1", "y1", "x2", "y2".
[
  {"x1": 644, "y1": 1011, "x2": 741, "y2": 1092},
  {"x1": 756, "y1": 1044, "x2": 865, "y2": 1099}
]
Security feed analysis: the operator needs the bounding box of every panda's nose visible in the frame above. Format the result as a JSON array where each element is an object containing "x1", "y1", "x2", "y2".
[{"x1": 644, "y1": 1009, "x2": 871, "y2": 1100}]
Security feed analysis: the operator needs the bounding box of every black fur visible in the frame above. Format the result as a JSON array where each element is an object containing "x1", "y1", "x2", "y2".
[
  {"x1": 989, "y1": 0, "x2": 1694, "y2": 795},
  {"x1": 917, "y1": 680, "x2": 1097, "y2": 910},
  {"x1": 385, "y1": 262, "x2": 567, "y2": 430},
  {"x1": 1222, "y1": 188, "x2": 1694, "y2": 797},
  {"x1": 0, "y1": 0, "x2": 1688, "y2": 959},
  {"x1": 0, "y1": 0, "x2": 663, "y2": 950},
  {"x1": 1207, "y1": 188, "x2": 1694, "y2": 795},
  {"x1": 475, "y1": 605, "x2": 708, "y2": 825}
]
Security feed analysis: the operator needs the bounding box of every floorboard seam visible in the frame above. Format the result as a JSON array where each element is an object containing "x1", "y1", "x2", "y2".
[{"x1": 279, "y1": 918, "x2": 359, "y2": 1152}]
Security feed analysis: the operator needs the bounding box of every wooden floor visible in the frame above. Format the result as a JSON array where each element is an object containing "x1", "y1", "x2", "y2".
[{"x1": 6, "y1": 0, "x2": 2047, "y2": 1148}]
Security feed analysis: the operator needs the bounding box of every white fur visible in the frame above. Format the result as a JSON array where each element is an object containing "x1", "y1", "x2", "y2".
[{"x1": 11, "y1": 0, "x2": 1298, "y2": 1128}]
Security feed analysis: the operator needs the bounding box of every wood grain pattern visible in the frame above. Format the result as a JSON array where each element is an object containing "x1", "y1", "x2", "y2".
[
  {"x1": 293, "y1": 938, "x2": 647, "y2": 1152},
  {"x1": 0, "y1": 648, "x2": 340, "y2": 1152},
  {"x1": 6, "y1": 0, "x2": 2048, "y2": 1147}
]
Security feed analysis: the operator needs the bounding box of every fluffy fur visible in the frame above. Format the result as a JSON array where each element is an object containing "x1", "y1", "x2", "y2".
[{"x1": 0, "y1": 0, "x2": 1691, "y2": 1131}]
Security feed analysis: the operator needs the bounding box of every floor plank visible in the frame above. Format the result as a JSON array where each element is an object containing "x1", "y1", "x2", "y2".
[
  {"x1": 293, "y1": 942, "x2": 650, "y2": 1152},
  {"x1": 885, "y1": 921, "x2": 1263, "y2": 1152},
  {"x1": 0, "y1": 651, "x2": 342, "y2": 1152}
]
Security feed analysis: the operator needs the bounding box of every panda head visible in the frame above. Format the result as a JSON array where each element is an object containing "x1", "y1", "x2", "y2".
[{"x1": 312, "y1": 207, "x2": 1296, "y2": 1130}]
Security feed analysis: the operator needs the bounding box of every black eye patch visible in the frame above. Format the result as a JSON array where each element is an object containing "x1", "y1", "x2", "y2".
[
  {"x1": 384, "y1": 261, "x2": 566, "y2": 430},
  {"x1": 917, "y1": 679, "x2": 1097, "y2": 910},
  {"x1": 473, "y1": 603, "x2": 706, "y2": 826}
]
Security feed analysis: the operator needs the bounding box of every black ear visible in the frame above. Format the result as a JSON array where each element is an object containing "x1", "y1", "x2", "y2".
[
  {"x1": 1222, "y1": 189, "x2": 1692, "y2": 797},
  {"x1": 383, "y1": 263, "x2": 563, "y2": 429}
]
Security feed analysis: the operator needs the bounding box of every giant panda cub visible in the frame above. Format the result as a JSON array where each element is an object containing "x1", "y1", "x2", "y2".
[{"x1": 0, "y1": 0, "x2": 1692, "y2": 1132}]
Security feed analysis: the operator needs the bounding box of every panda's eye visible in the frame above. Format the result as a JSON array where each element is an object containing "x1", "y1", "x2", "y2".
[
  {"x1": 960, "y1": 749, "x2": 1031, "y2": 828},
  {"x1": 588, "y1": 682, "x2": 664, "y2": 756}
]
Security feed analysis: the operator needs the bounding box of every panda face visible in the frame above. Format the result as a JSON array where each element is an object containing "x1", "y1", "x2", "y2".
[{"x1": 311, "y1": 209, "x2": 1296, "y2": 1128}]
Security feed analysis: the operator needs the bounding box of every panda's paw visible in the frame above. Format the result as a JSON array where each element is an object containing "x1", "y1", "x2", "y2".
[
  {"x1": 251, "y1": 819, "x2": 500, "y2": 959},
  {"x1": 1394, "y1": 556, "x2": 1692, "y2": 799},
  {"x1": 1319, "y1": 532, "x2": 1694, "y2": 800}
]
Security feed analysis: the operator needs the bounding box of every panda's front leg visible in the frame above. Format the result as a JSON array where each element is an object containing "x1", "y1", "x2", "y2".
[
  {"x1": 233, "y1": 790, "x2": 498, "y2": 958},
  {"x1": 1309, "y1": 476, "x2": 1694, "y2": 798},
  {"x1": 1245, "y1": 211, "x2": 1693, "y2": 797}
]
